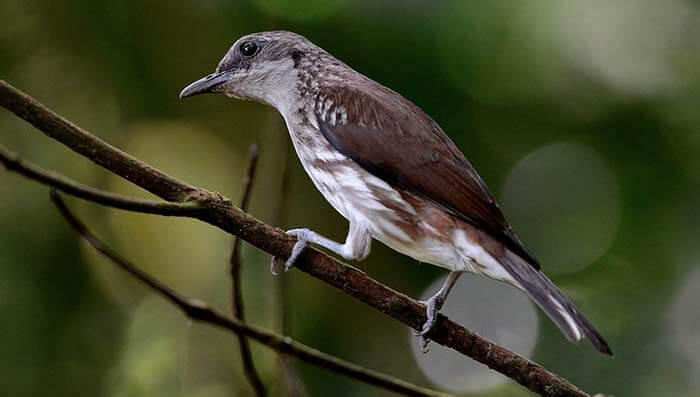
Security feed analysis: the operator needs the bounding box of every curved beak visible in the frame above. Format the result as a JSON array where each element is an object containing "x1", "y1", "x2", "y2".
[{"x1": 179, "y1": 71, "x2": 233, "y2": 98}]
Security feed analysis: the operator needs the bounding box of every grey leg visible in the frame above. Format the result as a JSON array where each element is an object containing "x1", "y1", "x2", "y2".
[
  {"x1": 271, "y1": 222, "x2": 371, "y2": 274},
  {"x1": 415, "y1": 271, "x2": 462, "y2": 352}
]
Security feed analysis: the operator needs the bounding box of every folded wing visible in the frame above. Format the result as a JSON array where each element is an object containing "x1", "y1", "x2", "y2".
[{"x1": 314, "y1": 83, "x2": 540, "y2": 269}]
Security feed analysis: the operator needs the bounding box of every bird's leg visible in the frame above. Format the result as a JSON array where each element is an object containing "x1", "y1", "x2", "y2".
[
  {"x1": 270, "y1": 222, "x2": 371, "y2": 274},
  {"x1": 415, "y1": 271, "x2": 462, "y2": 352}
]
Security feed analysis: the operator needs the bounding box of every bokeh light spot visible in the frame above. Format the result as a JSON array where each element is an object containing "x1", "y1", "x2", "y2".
[
  {"x1": 668, "y1": 265, "x2": 700, "y2": 390},
  {"x1": 552, "y1": 0, "x2": 696, "y2": 97},
  {"x1": 501, "y1": 142, "x2": 620, "y2": 274},
  {"x1": 411, "y1": 275, "x2": 539, "y2": 393}
]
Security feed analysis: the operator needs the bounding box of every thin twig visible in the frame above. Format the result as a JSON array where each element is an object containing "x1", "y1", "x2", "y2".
[
  {"x1": 272, "y1": 132, "x2": 306, "y2": 397},
  {"x1": 0, "y1": 145, "x2": 200, "y2": 215},
  {"x1": 229, "y1": 144, "x2": 265, "y2": 397},
  {"x1": 273, "y1": 137, "x2": 293, "y2": 334},
  {"x1": 49, "y1": 191, "x2": 451, "y2": 397},
  {"x1": 1, "y1": 79, "x2": 593, "y2": 397}
]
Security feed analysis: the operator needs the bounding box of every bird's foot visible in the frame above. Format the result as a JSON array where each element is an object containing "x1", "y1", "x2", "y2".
[
  {"x1": 270, "y1": 229, "x2": 311, "y2": 275},
  {"x1": 413, "y1": 294, "x2": 445, "y2": 353}
]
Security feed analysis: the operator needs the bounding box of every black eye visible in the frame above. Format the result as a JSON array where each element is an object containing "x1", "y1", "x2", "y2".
[{"x1": 240, "y1": 42, "x2": 259, "y2": 57}]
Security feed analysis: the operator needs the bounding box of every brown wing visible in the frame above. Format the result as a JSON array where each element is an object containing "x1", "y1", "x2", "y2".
[{"x1": 315, "y1": 83, "x2": 540, "y2": 269}]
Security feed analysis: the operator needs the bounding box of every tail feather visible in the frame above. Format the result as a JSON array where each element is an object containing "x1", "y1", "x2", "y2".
[{"x1": 499, "y1": 250, "x2": 613, "y2": 355}]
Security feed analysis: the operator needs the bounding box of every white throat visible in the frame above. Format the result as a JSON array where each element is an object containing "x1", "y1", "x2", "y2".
[{"x1": 227, "y1": 58, "x2": 299, "y2": 114}]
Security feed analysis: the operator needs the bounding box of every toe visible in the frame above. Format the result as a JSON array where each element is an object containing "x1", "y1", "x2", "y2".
[
  {"x1": 419, "y1": 336, "x2": 431, "y2": 353},
  {"x1": 417, "y1": 320, "x2": 433, "y2": 336},
  {"x1": 270, "y1": 256, "x2": 282, "y2": 276},
  {"x1": 284, "y1": 257, "x2": 295, "y2": 272},
  {"x1": 284, "y1": 239, "x2": 309, "y2": 272},
  {"x1": 286, "y1": 228, "x2": 309, "y2": 237},
  {"x1": 415, "y1": 300, "x2": 439, "y2": 336}
]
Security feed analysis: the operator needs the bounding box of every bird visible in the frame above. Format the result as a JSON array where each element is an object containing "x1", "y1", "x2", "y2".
[{"x1": 179, "y1": 30, "x2": 612, "y2": 355}]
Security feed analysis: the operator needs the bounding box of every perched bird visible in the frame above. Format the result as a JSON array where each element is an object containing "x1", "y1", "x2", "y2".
[{"x1": 180, "y1": 30, "x2": 612, "y2": 355}]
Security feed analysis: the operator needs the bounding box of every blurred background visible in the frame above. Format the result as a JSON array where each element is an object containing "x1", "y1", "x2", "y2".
[{"x1": 2, "y1": 1, "x2": 700, "y2": 396}]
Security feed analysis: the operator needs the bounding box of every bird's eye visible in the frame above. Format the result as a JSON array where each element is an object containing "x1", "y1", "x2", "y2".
[{"x1": 240, "y1": 42, "x2": 259, "y2": 57}]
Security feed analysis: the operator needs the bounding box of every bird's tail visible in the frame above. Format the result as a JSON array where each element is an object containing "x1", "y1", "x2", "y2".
[{"x1": 498, "y1": 250, "x2": 612, "y2": 355}]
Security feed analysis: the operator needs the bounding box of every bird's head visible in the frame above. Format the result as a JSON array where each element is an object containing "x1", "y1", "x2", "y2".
[{"x1": 180, "y1": 30, "x2": 317, "y2": 109}]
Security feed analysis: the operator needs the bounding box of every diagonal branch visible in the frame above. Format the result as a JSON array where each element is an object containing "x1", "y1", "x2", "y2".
[
  {"x1": 0, "y1": 145, "x2": 201, "y2": 215},
  {"x1": 229, "y1": 144, "x2": 266, "y2": 397},
  {"x1": 0, "y1": 79, "x2": 592, "y2": 397},
  {"x1": 49, "y1": 191, "x2": 452, "y2": 397}
]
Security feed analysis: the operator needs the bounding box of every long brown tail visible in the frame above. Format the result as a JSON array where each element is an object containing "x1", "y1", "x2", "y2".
[{"x1": 498, "y1": 250, "x2": 613, "y2": 355}]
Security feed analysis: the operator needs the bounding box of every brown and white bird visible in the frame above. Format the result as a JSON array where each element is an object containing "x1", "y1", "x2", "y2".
[{"x1": 180, "y1": 31, "x2": 612, "y2": 355}]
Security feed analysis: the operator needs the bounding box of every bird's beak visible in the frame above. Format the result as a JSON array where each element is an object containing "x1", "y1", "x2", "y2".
[{"x1": 179, "y1": 71, "x2": 233, "y2": 98}]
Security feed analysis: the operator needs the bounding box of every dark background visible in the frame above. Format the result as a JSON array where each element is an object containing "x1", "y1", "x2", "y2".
[{"x1": 2, "y1": 1, "x2": 700, "y2": 396}]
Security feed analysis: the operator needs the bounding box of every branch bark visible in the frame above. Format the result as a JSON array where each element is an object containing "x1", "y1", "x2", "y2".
[{"x1": 0, "y1": 79, "x2": 591, "y2": 397}]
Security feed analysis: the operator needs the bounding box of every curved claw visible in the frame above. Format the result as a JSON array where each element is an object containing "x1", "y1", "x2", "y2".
[
  {"x1": 285, "y1": 239, "x2": 309, "y2": 271},
  {"x1": 416, "y1": 296, "x2": 443, "y2": 336},
  {"x1": 270, "y1": 229, "x2": 311, "y2": 275},
  {"x1": 412, "y1": 329, "x2": 432, "y2": 353},
  {"x1": 270, "y1": 255, "x2": 282, "y2": 276},
  {"x1": 413, "y1": 295, "x2": 445, "y2": 353},
  {"x1": 415, "y1": 328, "x2": 434, "y2": 353},
  {"x1": 418, "y1": 335, "x2": 431, "y2": 353}
]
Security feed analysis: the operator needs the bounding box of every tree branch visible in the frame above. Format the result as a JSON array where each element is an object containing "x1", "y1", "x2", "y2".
[
  {"x1": 48, "y1": 190, "x2": 451, "y2": 397},
  {"x1": 0, "y1": 79, "x2": 591, "y2": 397},
  {"x1": 229, "y1": 144, "x2": 266, "y2": 397},
  {"x1": 0, "y1": 145, "x2": 200, "y2": 215}
]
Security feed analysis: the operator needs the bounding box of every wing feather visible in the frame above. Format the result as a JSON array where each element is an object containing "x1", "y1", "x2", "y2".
[{"x1": 315, "y1": 83, "x2": 540, "y2": 269}]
